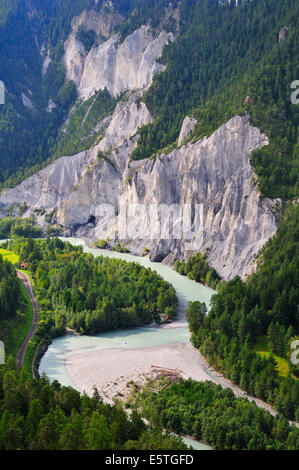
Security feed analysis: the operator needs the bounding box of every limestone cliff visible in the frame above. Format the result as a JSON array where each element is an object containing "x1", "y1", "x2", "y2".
[
  {"x1": 118, "y1": 115, "x2": 278, "y2": 279},
  {"x1": 0, "y1": 10, "x2": 279, "y2": 280},
  {"x1": 64, "y1": 9, "x2": 175, "y2": 99},
  {"x1": 0, "y1": 103, "x2": 278, "y2": 280}
]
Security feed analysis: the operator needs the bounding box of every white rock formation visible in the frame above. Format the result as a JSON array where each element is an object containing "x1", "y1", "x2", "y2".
[
  {"x1": 46, "y1": 99, "x2": 56, "y2": 113},
  {"x1": 0, "y1": 9, "x2": 279, "y2": 282},
  {"x1": 0, "y1": 151, "x2": 93, "y2": 220},
  {"x1": 64, "y1": 5, "x2": 123, "y2": 90},
  {"x1": 40, "y1": 44, "x2": 52, "y2": 77},
  {"x1": 178, "y1": 116, "x2": 198, "y2": 146},
  {"x1": 0, "y1": 109, "x2": 278, "y2": 280},
  {"x1": 70, "y1": 7, "x2": 123, "y2": 39},
  {"x1": 21, "y1": 93, "x2": 35, "y2": 111},
  {"x1": 64, "y1": 19, "x2": 175, "y2": 99},
  {"x1": 119, "y1": 115, "x2": 278, "y2": 279},
  {"x1": 64, "y1": 35, "x2": 87, "y2": 88}
]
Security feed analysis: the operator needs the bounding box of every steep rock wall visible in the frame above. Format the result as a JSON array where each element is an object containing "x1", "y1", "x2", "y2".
[
  {"x1": 0, "y1": 108, "x2": 278, "y2": 280},
  {"x1": 64, "y1": 9, "x2": 174, "y2": 99},
  {"x1": 118, "y1": 116, "x2": 278, "y2": 279}
]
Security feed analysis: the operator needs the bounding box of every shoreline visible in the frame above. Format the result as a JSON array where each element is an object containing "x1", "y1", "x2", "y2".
[
  {"x1": 63, "y1": 341, "x2": 210, "y2": 403},
  {"x1": 36, "y1": 237, "x2": 299, "y2": 429},
  {"x1": 33, "y1": 339, "x2": 51, "y2": 379}
]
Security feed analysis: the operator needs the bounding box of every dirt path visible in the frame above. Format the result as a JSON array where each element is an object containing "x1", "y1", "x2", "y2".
[{"x1": 16, "y1": 271, "x2": 39, "y2": 369}]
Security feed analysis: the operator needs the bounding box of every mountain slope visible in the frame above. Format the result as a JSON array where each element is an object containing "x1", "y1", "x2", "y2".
[
  {"x1": 0, "y1": 0, "x2": 298, "y2": 199},
  {"x1": 0, "y1": 0, "x2": 298, "y2": 280},
  {"x1": 0, "y1": 0, "x2": 298, "y2": 434}
]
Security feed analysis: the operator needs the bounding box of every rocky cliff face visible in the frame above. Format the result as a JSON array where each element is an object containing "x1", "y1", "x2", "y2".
[
  {"x1": 0, "y1": 101, "x2": 278, "y2": 280},
  {"x1": 116, "y1": 114, "x2": 278, "y2": 279},
  {"x1": 0, "y1": 10, "x2": 279, "y2": 280},
  {"x1": 64, "y1": 9, "x2": 174, "y2": 99}
]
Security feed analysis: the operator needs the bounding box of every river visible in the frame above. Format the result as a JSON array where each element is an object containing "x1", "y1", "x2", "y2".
[{"x1": 39, "y1": 237, "x2": 215, "y2": 450}]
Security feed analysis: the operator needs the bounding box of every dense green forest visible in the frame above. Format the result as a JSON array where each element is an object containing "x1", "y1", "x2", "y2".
[
  {"x1": 138, "y1": 379, "x2": 299, "y2": 450},
  {"x1": 5, "y1": 238, "x2": 177, "y2": 343},
  {"x1": 0, "y1": 0, "x2": 298, "y2": 451},
  {"x1": 0, "y1": 360, "x2": 186, "y2": 450},
  {"x1": 185, "y1": 205, "x2": 299, "y2": 420},
  {"x1": 0, "y1": 0, "x2": 18, "y2": 25},
  {"x1": 0, "y1": 0, "x2": 176, "y2": 188},
  {"x1": 174, "y1": 252, "x2": 221, "y2": 289},
  {"x1": 0, "y1": 0, "x2": 95, "y2": 188},
  {"x1": 0, "y1": 217, "x2": 42, "y2": 239},
  {"x1": 0, "y1": 256, "x2": 24, "y2": 322},
  {"x1": 50, "y1": 89, "x2": 120, "y2": 160}
]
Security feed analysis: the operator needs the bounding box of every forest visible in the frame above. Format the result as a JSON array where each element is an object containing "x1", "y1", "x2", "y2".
[
  {"x1": 1, "y1": 236, "x2": 298, "y2": 450},
  {"x1": 0, "y1": 252, "x2": 31, "y2": 358},
  {"x1": 0, "y1": 0, "x2": 174, "y2": 188},
  {"x1": 0, "y1": 0, "x2": 298, "y2": 201},
  {"x1": 138, "y1": 379, "x2": 299, "y2": 450},
  {"x1": 0, "y1": 360, "x2": 186, "y2": 450},
  {"x1": 0, "y1": 255, "x2": 24, "y2": 321},
  {"x1": 0, "y1": 217, "x2": 42, "y2": 239},
  {"x1": 0, "y1": 0, "x2": 298, "y2": 451},
  {"x1": 174, "y1": 251, "x2": 221, "y2": 289},
  {"x1": 185, "y1": 205, "x2": 299, "y2": 420},
  {"x1": 5, "y1": 238, "x2": 178, "y2": 342},
  {"x1": 0, "y1": 0, "x2": 91, "y2": 188},
  {"x1": 0, "y1": 236, "x2": 184, "y2": 451},
  {"x1": 131, "y1": 0, "x2": 299, "y2": 200}
]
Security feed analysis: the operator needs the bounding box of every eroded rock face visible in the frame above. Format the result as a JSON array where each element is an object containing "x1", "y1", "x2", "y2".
[
  {"x1": 116, "y1": 115, "x2": 278, "y2": 279},
  {"x1": 57, "y1": 91, "x2": 152, "y2": 228},
  {"x1": 0, "y1": 8, "x2": 280, "y2": 281},
  {"x1": 0, "y1": 109, "x2": 278, "y2": 280},
  {"x1": 0, "y1": 9, "x2": 279, "y2": 280},
  {"x1": 178, "y1": 116, "x2": 198, "y2": 146},
  {"x1": 64, "y1": 11, "x2": 175, "y2": 99},
  {"x1": 70, "y1": 7, "x2": 123, "y2": 39},
  {"x1": 64, "y1": 35, "x2": 87, "y2": 88},
  {"x1": 0, "y1": 151, "x2": 93, "y2": 221}
]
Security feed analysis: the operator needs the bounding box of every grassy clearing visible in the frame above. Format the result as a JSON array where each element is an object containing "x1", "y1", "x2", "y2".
[
  {"x1": 254, "y1": 336, "x2": 298, "y2": 380},
  {"x1": 0, "y1": 248, "x2": 19, "y2": 264},
  {"x1": 257, "y1": 351, "x2": 290, "y2": 378}
]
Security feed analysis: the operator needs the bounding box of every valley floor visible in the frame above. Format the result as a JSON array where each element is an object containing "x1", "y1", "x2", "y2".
[
  {"x1": 65, "y1": 341, "x2": 210, "y2": 402},
  {"x1": 64, "y1": 328, "x2": 299, "y2": 428}
]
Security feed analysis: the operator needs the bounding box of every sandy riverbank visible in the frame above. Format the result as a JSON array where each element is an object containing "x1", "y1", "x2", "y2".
[
  {"x1": 64, "y1": 336, "x2": 299, "y2": 430},
  {"x1": 65, "y1": 342, "x2": 211, "y2": 402}
]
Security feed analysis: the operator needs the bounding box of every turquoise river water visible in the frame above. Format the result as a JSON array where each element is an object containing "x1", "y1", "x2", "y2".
[{"x1": 39, "y1": 238, "x2": 214, "y2": 450}]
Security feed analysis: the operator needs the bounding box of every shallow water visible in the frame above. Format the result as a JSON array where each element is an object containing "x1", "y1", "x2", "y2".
[
  {"x1": 60, "y1": 237, "x2": 215, "y2": 313},
  {"x1": 40, "y1": 237, "x2": 215, "y2": 385},
  {"x1": 39, "y1": 327, "x2": 190, "y2": 390},
  {"x1": 39, "y1": 238, "x2": 215, "y2": 449},
  {"x1": 181, "y1": 436, "x2": 212, "y2": 451}
]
